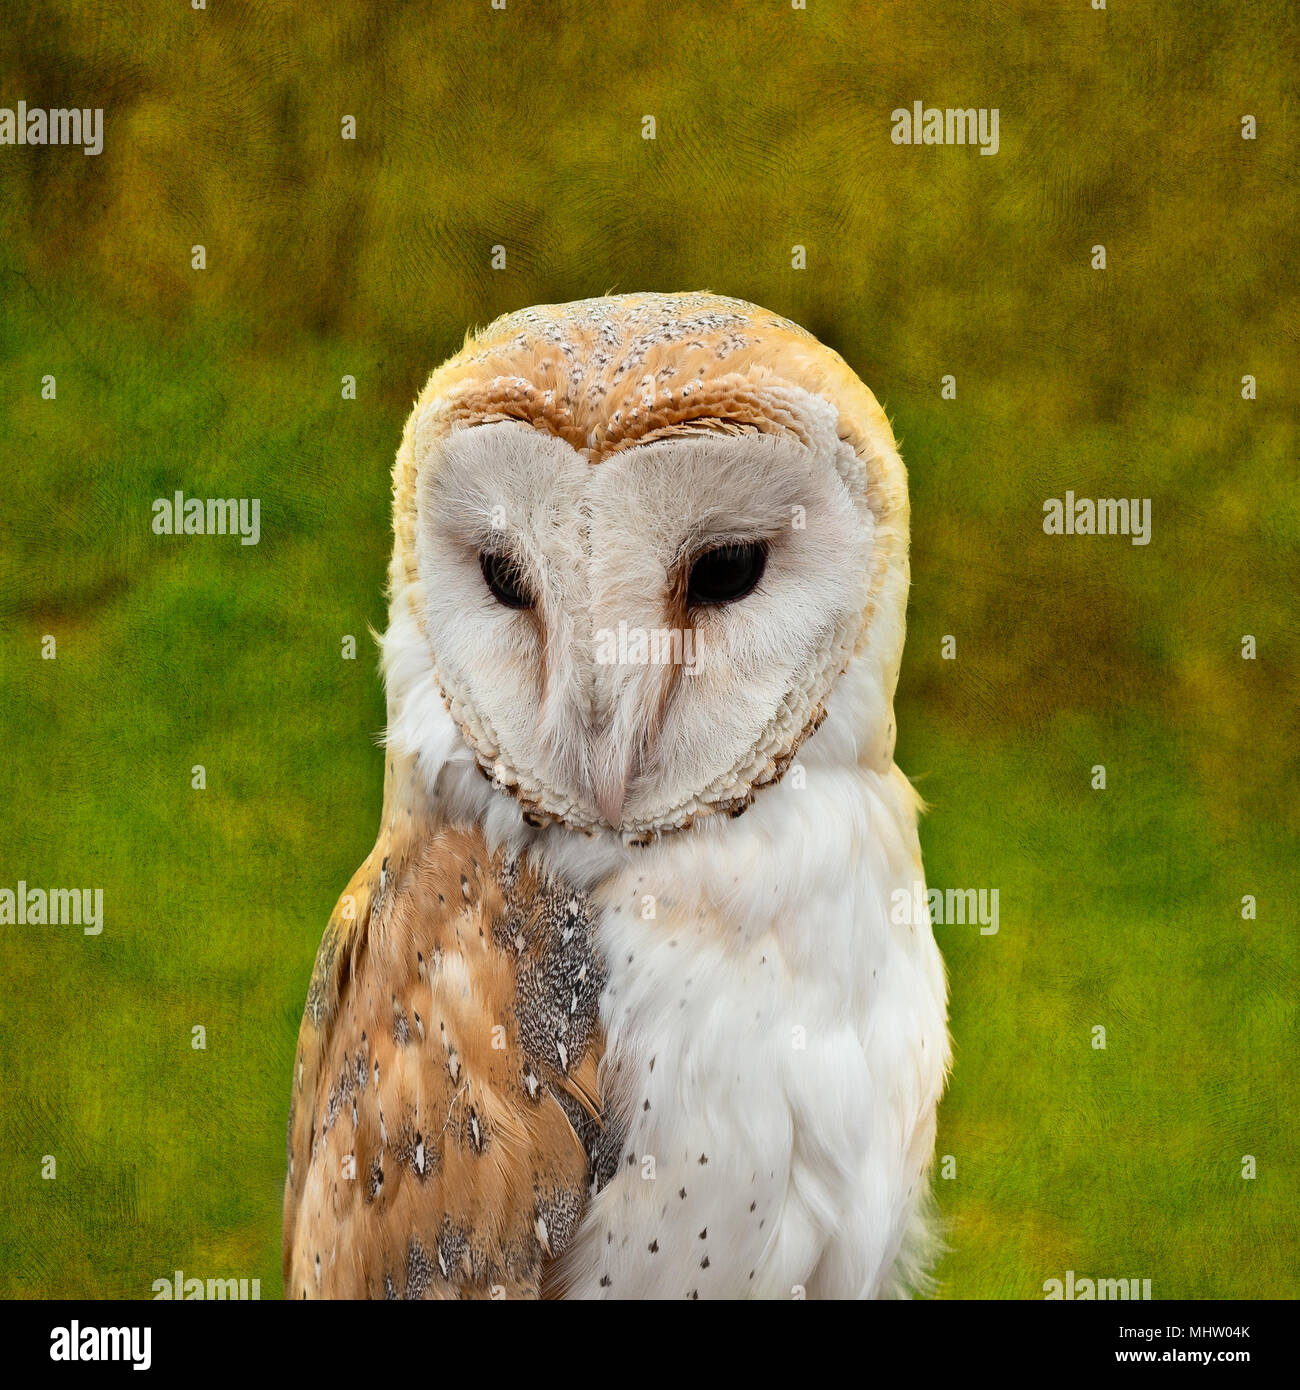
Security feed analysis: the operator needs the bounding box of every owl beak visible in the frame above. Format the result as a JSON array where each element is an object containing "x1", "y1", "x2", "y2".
[
  {"x1": 592, "y1": 691, "x2": 675, "y2": 829},
  {"x1": 592, "y1": 737, "x2": 640, "y2": 828},
  {"x1": 587, "y1": 624, "x2": 682, "y2": 829},
  {"x1": 594, "y1": 771, "x2": 629, "y2": 829}
]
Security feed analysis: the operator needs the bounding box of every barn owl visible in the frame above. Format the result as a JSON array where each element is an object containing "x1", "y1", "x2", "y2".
[{"x1": 283, "y1": 292, "x2": 950, "y2": 1300}]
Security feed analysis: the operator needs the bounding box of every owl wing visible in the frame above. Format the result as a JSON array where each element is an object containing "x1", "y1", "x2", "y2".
[{"x1": 283, "y1": 824, "x2": 613, "y2": 1298}]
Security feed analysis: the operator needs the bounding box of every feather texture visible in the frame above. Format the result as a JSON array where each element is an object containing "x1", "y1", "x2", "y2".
[{"x1": 284, "y1": 812, "x2": 614, "y2": 1298}]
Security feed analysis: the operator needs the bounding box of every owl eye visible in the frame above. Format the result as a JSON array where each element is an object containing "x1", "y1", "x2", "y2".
[
  {"x1": 686, "y1": 542, "x2": 767, "y2": 606},
  {"x1": 479, "y1": 551, "x2": 534, "y2": 609}
]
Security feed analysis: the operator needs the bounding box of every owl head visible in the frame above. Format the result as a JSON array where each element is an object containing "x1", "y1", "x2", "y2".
[{"x1": 381, "y1": 293, "x2": 911, "y2": 846}]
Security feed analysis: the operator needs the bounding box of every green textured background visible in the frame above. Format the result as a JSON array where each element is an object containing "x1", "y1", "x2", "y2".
[{"x1": 0, "y1": 1, "x2": 1295, "y2": 1299}]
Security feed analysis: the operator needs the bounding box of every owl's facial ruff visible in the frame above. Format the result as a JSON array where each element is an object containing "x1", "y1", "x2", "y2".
[
  {"x1": 411, "y1": 391, "x2": 875, "y2": 844},
  {"x1": 383, "y1": 293, "x2": 910, "y2": 847}
]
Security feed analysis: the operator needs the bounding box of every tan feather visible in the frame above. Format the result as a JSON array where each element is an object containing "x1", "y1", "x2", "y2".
[{"x1": 283, "y1": 811, "x2": 611, "y2": 1299}]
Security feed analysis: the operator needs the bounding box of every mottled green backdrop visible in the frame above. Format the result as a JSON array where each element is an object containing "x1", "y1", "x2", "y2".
[{"x1": 1, "y1": 1, "x2": 1295, "y2": 1298}]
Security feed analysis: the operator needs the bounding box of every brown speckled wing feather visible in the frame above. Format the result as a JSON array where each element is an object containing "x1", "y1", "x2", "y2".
[{"x1": 283, "y1": 824, "x2": 611, "y2": 1298}]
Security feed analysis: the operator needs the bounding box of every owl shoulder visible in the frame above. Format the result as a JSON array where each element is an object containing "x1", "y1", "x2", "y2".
[{"x1": 283, "y1": 826, "x2": 612, "y2": 1298}]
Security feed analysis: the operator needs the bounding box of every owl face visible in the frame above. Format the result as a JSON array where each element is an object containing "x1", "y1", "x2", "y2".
[
  {"x1": 389, "y1": 294, "x2": 910, "y2": 844},
  {"x1": 415, "y1": 410, "x2": 874, "y2": 839}
]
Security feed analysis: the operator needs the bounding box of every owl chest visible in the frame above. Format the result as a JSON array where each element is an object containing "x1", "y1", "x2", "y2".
[{"x1": 556, "y1": 890, "x2": 896, "y2": 1299}]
